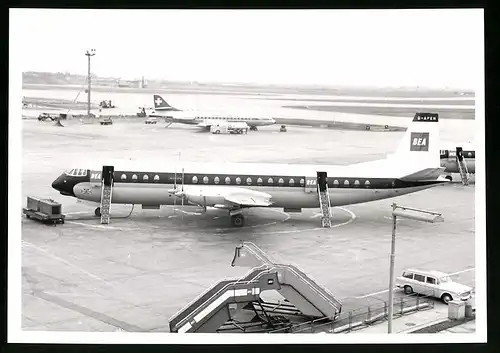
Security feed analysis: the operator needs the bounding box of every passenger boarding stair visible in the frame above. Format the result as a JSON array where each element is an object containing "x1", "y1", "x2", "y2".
[
  {"x1": 456, "y1": 147, "x2": 470, "y2": 185},
  {"x1": 168, "y1": 242, "x2": 342, "y2": 333},
  {"x1": 100, "y1": 166, "x2": 114, "y2": 224},
  {"x1": 232, "y1": 242, "x2": 342, "y2": 319},
  {"x1": 168, "y1": 269, "x2": 280, "y2": 333},
  {"x1": 316, "y1": 171, "x2": 332, "y2": 228},
  {"x1": 318, "y1": 184, "x2": 332, "y2": 228}
]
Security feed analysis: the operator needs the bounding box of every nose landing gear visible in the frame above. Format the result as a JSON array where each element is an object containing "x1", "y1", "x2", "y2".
[{"x1": 94, "y1": 207, "x2": 101, "y2": 217}]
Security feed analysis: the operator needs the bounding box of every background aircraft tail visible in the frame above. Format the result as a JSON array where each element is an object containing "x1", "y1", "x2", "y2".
[
  {"x1": 153, "y1": 94, "x2": 181, "y2": 111},
  {"x1": 392, "y1": 112, "x2": 441, "y2": 168}
]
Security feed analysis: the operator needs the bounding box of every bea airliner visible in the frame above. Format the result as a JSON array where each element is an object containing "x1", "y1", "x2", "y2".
[{"x1": 52, "y1": 112, "x2": 448, "y2": 227}]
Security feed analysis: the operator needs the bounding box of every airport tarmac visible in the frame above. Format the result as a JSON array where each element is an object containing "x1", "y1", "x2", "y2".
[{"x1": 19, "y1": 117, "x2": 476, "y2": 333}]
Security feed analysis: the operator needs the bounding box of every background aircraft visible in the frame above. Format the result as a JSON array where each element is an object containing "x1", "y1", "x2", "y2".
[{"x1": 151, "y1": 94, "x2": 276, "y2": 131}]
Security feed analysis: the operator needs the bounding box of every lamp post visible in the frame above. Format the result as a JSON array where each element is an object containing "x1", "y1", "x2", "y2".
[
  {"x1": 85, "y1": 49, "x2": 96, "y2": 117},
  {"x1": 387, "y1": 203, "x2": 444, "y2": 333}
]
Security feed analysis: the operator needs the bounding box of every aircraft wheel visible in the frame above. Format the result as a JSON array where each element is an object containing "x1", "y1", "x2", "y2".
[
  {"x1": 95, "y1": 207, "x2": 101, "y2": 217},
  {"x1": 445, "y1": 175, "x2": 453, "y2": 182},
  {"x1": 231, "y1": 214, "x2": 245, "y2": 227}
]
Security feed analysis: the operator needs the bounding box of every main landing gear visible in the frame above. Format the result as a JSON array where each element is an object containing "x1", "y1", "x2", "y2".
[
  {"x1": 249, "y1": 126, "x2": 258, "y2": 131},
  {"x1": 230, "y1": 213, "x2": 245, "y2": 227},
  {"x1": 95, "y1": 207, "x2": 101, "y2": 217}
]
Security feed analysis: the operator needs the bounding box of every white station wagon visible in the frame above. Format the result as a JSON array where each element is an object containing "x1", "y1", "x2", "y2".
[{"x1": 396, "y1": 269, "x2": 472, "y2": 304}]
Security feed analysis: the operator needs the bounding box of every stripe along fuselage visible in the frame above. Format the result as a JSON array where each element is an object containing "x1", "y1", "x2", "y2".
[{"x1": 54, "y1": 161, "x2": 444, "y2": 209}]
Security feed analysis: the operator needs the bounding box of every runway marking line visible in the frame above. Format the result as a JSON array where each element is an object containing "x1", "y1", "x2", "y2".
[
  {"x1": 22, "y1": 240, "x2": 111, "y2": 286},
  {"x1": 65, "y1": 220, "x2": 137, "y2": 231},
  {"x1": 258, "y1": 207, "x2": 356, "y2": 235},
  {"x1": 353, "y1": 267, "x2": 475, "y2": 299}
]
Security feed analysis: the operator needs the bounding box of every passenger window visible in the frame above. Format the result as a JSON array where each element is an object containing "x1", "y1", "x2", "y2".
[
  {"x1": 278, "y1": 178, "x2": 284, "y2": 185},
  {"x1": 192, "y1": 176, "x2": 198, "y2": 184},
  {"x1": 257, "y1": 178, "x2": 263, "y2": 185},
  {"x1": 333, "y1": 180, "x2": 339, "y2": 187},
  {"x1": 246, "y1": 177, "x2": 252, "y2": 185},
  {"x1": 214, "y1": 176, "x2": 220, "y2": 184},
  {"x1": 236, "y1": 177, "x2": 241, "y2": 185},
  {"x1": 426, "y1": 277, "x2": 436, "y2": 284},
  {"x1": 403, "y1": 272, "x2": 413, "y2": 279},
  {"x1": 268, "y1": 178, "x2": 273, "y2": 184},
  {"x1": 225, "y1": 177, "x2": 231, "y2": 185},
  {"x1": 203, "y1": 176, "x2": 209, "y2": 184},
  {"x1": 300, "y1": 178, "x2": 305, "y2": 186},
  {"x1": 343, "y1": 180, "x2": 349, "y2": 186},
  {"x1": 289, "y1": 178, "x2": 295, "y2": 186},
  {"x1": 414, "y1": 274, "x2": 425, "y2": 282}
]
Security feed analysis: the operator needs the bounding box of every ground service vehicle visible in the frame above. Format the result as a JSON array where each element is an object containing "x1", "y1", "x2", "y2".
[
  {"x1": 145, "y1": 117, "x2": 158, "y2": 124},
  {"x1": 210, "y1": 122, "x2": 248, "y2": 134},
  {"x1": 23, "y1": 197, "x2": 65, "y2": 225}
]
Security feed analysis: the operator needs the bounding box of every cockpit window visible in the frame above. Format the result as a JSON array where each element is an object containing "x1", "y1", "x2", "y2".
[{"x1": 64, "y1": 168, "x2": 87, "y2": 177}]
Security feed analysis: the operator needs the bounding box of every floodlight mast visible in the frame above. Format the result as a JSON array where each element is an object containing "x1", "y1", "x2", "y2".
[
  {"x1": 387, "y1": 203, "x2": 443, "y2": 333},
  {"x1": 85, "y1": 49, "x2": 96, "y2": 117}
]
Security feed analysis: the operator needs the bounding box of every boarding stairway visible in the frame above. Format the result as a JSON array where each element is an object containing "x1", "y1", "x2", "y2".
[
  {"x1": 233, "y1": 242, "x2": 342, "y2": 319},
  {"x1": 168, "y1": 269, "x2": 281, "y2": 333},
  {"x1": 316, "y1": 172, "x2": 332, "y2": 228},
  {"x1": 318, "y1": 184, "x2": 332, "y2": 228},
  {"x1": 100, "y1": 166, "x2": 114, "y2": 224},
  {"x1": 168, "y1": 242, "x2": 342, "y2": 333},
  {"x1": 456, "y1": 147, "x2": 470, "y2": 186}
]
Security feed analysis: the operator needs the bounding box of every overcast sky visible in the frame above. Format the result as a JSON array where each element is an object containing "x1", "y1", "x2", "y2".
[{"x1": 10, "y1": 9, "x2": 483, "y2": 88}]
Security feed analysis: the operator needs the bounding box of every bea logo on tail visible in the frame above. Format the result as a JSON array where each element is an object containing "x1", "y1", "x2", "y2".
[{"x1": 410, "y1": 132, "x2": 430, "y2": 151}]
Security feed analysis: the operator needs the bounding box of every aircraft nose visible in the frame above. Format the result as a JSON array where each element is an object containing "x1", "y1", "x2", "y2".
[{"x1": 51, "y1": 174, "x2": 75, "y2": 196}]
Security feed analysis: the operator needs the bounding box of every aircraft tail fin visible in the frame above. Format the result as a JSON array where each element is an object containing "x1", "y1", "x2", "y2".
[
  {"x1": 391, "y1": 112, "x2": 441, "y2": 169},
  {"x1": 153, "y1": 94, "x2": 181, "y2": 111}
]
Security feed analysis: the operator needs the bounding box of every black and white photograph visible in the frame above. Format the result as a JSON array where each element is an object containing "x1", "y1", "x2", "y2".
[{"x1": 8, "y1": 8, "x2": 485, "y2": 344}]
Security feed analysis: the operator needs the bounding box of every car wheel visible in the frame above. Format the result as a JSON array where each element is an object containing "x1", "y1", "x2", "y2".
[
  {"x1": 404, "y1": 285, "x2": 413, "y2": 295},
  {"x1": 442, "y1": 294, "x2": 453, "y2": 304}
]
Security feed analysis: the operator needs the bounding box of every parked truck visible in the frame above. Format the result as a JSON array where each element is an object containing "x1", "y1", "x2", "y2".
[{"x1": 210, "y1": 122, "x2": 248, "y2": 134}]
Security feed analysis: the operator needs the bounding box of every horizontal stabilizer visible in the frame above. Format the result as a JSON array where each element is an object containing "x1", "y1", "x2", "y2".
[{"x1": 400, "y1": 167, "x2": 446, "y2": 181}]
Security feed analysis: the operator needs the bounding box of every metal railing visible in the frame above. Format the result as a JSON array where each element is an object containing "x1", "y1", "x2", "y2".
[
  {"x1": 239, "y1": 242, "x2": 342, "y2": 316},
  {"x1": 268, "y1": 293, "x2": 434, "y2": 333}
]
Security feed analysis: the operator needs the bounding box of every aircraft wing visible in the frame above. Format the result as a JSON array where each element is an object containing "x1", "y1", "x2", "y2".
[
  {"x1": 174, "y1": 186, "x2": 273, "y2": 209},
  {"x1": 225, "y1": 192, "x2": 273, "y2": 207}
]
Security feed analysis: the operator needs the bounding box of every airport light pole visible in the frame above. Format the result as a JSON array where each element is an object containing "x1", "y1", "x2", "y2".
[
  {"x1": 85, "y1": 49, "x2": 96, "y2": 117},
  {"x1": 387, "y1": 203, "x2": 444, "y2": 333}
]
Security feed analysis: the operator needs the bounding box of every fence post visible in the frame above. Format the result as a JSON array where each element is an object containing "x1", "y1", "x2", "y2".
[
  {"x1": 367, "y1": 306, "x2": 371, "y2": 322},
  {"x1": 400, "y1": 297, "x2": 404, "y2": 315},
  {"x1": 349, "y1": 311, "x2": 352, "y2": 330},
  {"x1": 384, "y1": 301, "x2": 387, "y2": 318}
]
